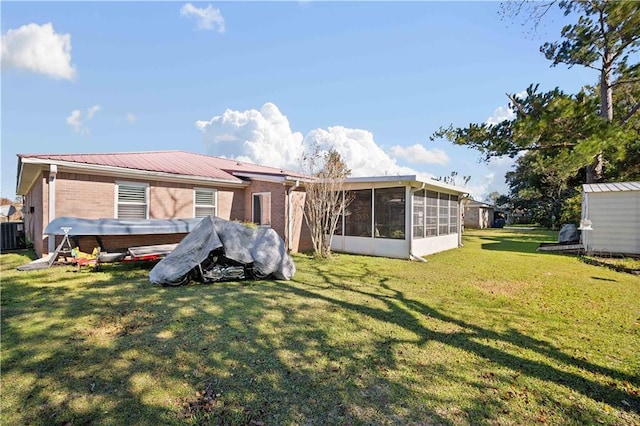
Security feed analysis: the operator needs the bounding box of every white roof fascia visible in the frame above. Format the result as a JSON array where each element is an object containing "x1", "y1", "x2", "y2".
[
  {"x1": 344, "y1": 174, "x2": 469, "y2": 195},
  {"x1": 19, "y1": 157, "x2": 247, "y2": 187}
]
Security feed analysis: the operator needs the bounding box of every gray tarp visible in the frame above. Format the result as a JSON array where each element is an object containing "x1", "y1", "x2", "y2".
[
  {"x1": 558, "y1": 224, "x2": 580, "y2": 243},
  {"x1": 149, "y1": 216, "x2": 295, "y2": 284}
]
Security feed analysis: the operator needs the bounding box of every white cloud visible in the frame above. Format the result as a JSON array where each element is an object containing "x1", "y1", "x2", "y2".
[
  {"x1": 86, "y1": 105, "x2": 101, "y2": 119},
  {"x1": 389, "y1": 144, "x2": 449, "y2": 165},
  {"x1": 197, "y1": 102, "x2": 416, "y2": 177},
  {"x1": 66, "y1": 110, "x2": 83, "y2": 133},
  {"x1": 1, "y1": 22, "x2": 76, "y2": 80},
  {"x1": 304, "y1": 127, "x2": 415, "y2": 177},
  {"x1": 197, "y1": 103, "x2": 304, "y2": 170},
  {"x1": 66, "y1": 104, "x2": 101, "y2": 135},
  {"x1": 180, "y1": 3, "x2": 225, "y2": 32},
  {"x1": 486, "y1": 91, "x2": 528, "y2": 125},
  {"x1": 486, "y1": 105, "x2": 515, "y2": 126},
  {"x1": 126, "y1": 113, "x2": 137, "y2": 124}
]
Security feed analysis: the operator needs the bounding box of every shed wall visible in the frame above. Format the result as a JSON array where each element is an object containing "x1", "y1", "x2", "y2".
[{"x1": 584, "y1": 192, "x2": 640, "y2": 255}]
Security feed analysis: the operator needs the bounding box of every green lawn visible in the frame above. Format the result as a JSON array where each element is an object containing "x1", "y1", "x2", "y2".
[{"x1": 1, "y1": 228, "x2": 639, "y2": 425}]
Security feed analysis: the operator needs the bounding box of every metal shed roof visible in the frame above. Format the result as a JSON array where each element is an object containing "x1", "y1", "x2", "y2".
[{"x1": 583, "y1": 182, "x2": 640, "y2": 193}]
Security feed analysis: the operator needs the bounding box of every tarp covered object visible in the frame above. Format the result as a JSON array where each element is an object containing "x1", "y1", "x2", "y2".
[{"x1": 149, "y1": 216, "x2": 295, "y2": 284}]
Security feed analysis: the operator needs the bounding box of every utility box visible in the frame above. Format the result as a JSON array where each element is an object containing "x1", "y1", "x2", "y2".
[{"x1": 1, "y1": 222, "x2": 26, "y2": 252}]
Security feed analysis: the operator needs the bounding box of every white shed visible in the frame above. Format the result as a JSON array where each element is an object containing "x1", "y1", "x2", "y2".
[{"x1": 581, "y1": 182, "x2": 640, "y2": 256}]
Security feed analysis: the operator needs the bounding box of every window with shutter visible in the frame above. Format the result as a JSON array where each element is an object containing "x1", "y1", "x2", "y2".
[
  {"x1": 194, "y1": 188, "x2": 217, "y2": 218},
  {"x1": 116, "y1": 182, "x2": 148, "y2": 219}
]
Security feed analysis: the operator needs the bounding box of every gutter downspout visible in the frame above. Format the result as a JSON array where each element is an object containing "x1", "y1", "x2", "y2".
[
  {"x1": 286, "y1": 180, "x2": 301, "y2": 252},
  {"x1": 409, "y1": 183, "x2": 427, "y2": 262},
  {"x1": 47, "y1": 164, "x2": 58, "y2": 253}
]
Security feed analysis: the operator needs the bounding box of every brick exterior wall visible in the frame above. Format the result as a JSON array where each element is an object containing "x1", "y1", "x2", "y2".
[
  {"x1": 244, "y1": 180, "x2": 287, "y2": 235},
  {"x1": 56, "y1": 173, "x2": 115, "y2": 218},
  {"x1": 23, "y1": 173, "x2": 45, "y2": 256},
  {"x1": 24, "y1": 169, "x2": 312, "y2": 257}
]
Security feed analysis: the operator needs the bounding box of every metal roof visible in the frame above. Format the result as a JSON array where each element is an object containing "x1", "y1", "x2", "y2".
[
  {"x1": 583, "y1": 182, "x2": 640, "y2": 193},
  {"x1": 18, "y1": 151, "x2": 308, "y2": 182}
]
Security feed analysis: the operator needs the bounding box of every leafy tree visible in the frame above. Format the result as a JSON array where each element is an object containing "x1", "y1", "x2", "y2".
[
  {"x1": 505, "y1": 0, "x2": 640, "y2": 182},
  {"x1": 300, "y1": 146, "x2": 352, "y2": 259}
]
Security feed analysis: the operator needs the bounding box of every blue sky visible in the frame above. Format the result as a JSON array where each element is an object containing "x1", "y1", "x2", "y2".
[{"x1": 2, "y1": 1, "x2": 597, "y2": 201}]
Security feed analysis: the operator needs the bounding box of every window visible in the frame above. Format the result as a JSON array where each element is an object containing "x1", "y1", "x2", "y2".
[
  {"x1": 438, "y1": 193, "x2": 450, "y2": 235},
  {"x1": 449, "y1": 195, "x2": 458, "y2": 234},
  {"x1": 344, "y1": 189, "x2": 372, "y2": 237},
  {"x1": 116, "y1": 182, "x2": 148, "y2": 219},
  {"x1": 374, "y1": 187, "x2": 405, "y2": 239},
  {"x1": 426, "y1": 191, "x2": 438, "y2": 237},
  {"x1": 194, "y1": 188, "x2": 217, "y2": 218},
  {"x1": 413, "y1": 190, "x2": 425, "y2": 238},
  {"x1": 252, "y1": 193, "x2": 271, "y2": 226}
]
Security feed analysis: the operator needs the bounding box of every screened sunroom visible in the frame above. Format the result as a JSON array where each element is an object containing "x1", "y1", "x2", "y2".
[{"x1": 331, "y1": 176, "x2": 468, "y2": 260}]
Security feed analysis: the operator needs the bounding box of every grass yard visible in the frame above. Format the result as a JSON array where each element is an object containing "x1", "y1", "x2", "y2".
[{"x1": 1, "y1": 228, "x2": 639, "y2": 425}]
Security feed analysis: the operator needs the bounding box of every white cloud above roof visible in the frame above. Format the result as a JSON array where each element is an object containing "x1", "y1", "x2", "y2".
[
  {"x1": 1, "y1": 23, "x2": 76, "y2": 80},
  {"x1": 197, "y1": 102, "x2": 417, "y2": 178},
  {"x1": 303, "y1": 126, "x2": 415, "y2": 177},
  {"x1": 180, "y1": 3, "x2": 225, "y2": 32},
  {"x1": 389, "y1": 144, "x2": 449, "y2": 165},
  {"x1": 196, "y1": 103, "x2": 304, "y2": 171},
  {"x1": 66, "y1": 105, "x2": 101, "y2": 135}
]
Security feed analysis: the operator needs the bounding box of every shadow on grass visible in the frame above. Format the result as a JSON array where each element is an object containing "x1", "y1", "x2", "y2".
[
  {"x1": 2, "y1": 259, "x2": 455, "y2": 425},
  {"x1": 284, "y1": 261, "x2": 640, "y2": 421},
  {"x1": 2, "y1": 252, "x2": 638, "y2": 425}
]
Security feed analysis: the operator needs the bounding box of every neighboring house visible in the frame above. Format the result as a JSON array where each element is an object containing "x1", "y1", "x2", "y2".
[
  {"x1": 16, "y1": 151, "x2": 311, "y2": 257},
  {"x1": 581, "y1": 182, "x2": 640, "y2": 256},
  {"x1": 464, "y1": 200, "x2": 495, "y2": 229},
  {"x1": 16, "y1": 151, "x2": 469, "y2": 260},
  {"x1": 332, "y1": 176, "x2": 468, "y2": 259}
]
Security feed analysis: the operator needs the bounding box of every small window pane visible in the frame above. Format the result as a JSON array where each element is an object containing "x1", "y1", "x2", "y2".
[
  {"x1": 195, "y1": 189, "x2": 217, "y2": 218},
  {"x1": 374, "y1": 187, "x2": 405, "y2": 239},
  {"x1": 253, "y1": 193, "x2": 271, "y2": 226},
  {"x1": 449, "y1": 195, "x2": 458, "y2": 234},
  {"x1": 117, "y1": 183, "x2": 147, "y2": 219},
  {"x1": 413, "y1": 190, "x2": 425, "y2": 239},
  {"x1": 426, "y1": 191, "x2": 438, "y2": 237},
  {"x1": 438, "y1": 193, "x2": 449, "y2": 235},
  {"x1": 344, "y1": 189, "x2": 372, "y2": 237}
]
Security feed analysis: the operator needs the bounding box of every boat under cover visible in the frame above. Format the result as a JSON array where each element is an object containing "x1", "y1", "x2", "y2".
[{"x1": 44, "y1": 217, "x2": 204, "y2": 235}]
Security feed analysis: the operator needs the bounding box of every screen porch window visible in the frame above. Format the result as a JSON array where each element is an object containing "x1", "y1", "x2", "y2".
[
  {"x1": 449, "y1": 195, "x2": 459, "y2": 234},
  {"x1": 438, "y1": 193, "x2": 450, "y2": 235},
  {"x1": 374, "y1": 187, "x2": 405, "y2": 239},
  {"x1": 426, "y1": 191, "x2": 438, "y2": 237},
  {"x1": 413, "y1": 190, "x2": 425, "y2": 238},
  {"x1": 252, "y1": 193, "x2": 271, "y2": 226},
  {"x1": 116, "y1": 182, "x2": 148, "y2": 219},
  {"x1": 344, "y1": 189, "x2": 372, "y2": 237},
  {"x1": 195, "y1": 189, "x2": 217, "y2": 218}
]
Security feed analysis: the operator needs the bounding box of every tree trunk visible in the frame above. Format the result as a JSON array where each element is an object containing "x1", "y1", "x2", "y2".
[{"x1": 587, "y1": 46, "x2": 614, "y2": 184}]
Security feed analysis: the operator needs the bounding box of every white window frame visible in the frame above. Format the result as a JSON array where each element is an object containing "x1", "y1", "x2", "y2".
[
  {"x1": 252, "y1": 192, "x2": 271, "y2": 226},
  {"x1": 115, "y1": 181, "x2": 149, "y2": 219},
  {"x1": 194, "y1": 188, "x2": 218, "y2": 218}
]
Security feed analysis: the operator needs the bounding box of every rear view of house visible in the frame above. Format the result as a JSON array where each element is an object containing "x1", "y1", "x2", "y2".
[
  {"x1": 16, "y1": 151, "x2": 311, "y2": 257},
  {"x1": 581, "y1": 182, "x2": 640, "y2": 256}
]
